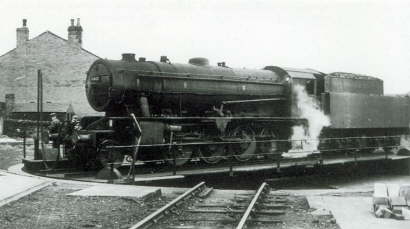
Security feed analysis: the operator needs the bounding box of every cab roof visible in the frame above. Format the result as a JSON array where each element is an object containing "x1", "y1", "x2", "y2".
[{"x1": 281, "y1": 67, "x2": 323, "y2": 80}]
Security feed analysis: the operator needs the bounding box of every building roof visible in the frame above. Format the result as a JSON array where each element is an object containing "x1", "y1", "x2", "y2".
[
  {"x1": 0, "y1": 30, "x2": 100, "y2": 59},
  {"x1": 13, "y1": 102, "x2": 74, "y2": 113}
]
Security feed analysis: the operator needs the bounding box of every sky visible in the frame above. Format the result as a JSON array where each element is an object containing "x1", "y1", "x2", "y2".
[{"x1": 0, "y1": 0, "x2": 409, "y2": 94}]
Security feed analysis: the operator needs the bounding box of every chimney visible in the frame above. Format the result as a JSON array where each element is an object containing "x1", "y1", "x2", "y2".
[
  {"x1": 68, "y1": 18, "x2": 83, "y2": 47},
  {"x1": 16, "y1": 19, "x2": 29, "y2": 48},
  {"x1": 122, "y1": 53, "x2": 136, "y2": 62}
]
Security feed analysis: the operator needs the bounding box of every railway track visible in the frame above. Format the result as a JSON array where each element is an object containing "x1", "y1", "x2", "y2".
[
  {"x1": 129, "y1": 182, "x2": 208, "y2": 229},
  {"x1": 129, "y1": 182, "x2": 290, "y2": 229}
]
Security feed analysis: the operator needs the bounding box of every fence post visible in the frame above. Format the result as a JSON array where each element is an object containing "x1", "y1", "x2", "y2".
[
  {"x1": 229, "y1": 153, "x2": 234, "y2": 177},
  {"x1": 35, "y1": 69, "x2": 43, "y2": 161},
  {"x1": 354, "y1": 149, "x2": 358, "y2": 166},
  {"x1": 172, "y1": 145, "x2": 177, "y2": 175},
  {"x1": 34, "y1": 137, "x2": 41, "y2": 160},
  {"x1": 23, "y1": 129, "x2": 26, "y2": 158},
  {"x1": 167, "y1": 131, "x2": 176, "y2": 175}
]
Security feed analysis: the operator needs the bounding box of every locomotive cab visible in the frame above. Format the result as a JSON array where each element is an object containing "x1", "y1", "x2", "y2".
[
  {"x1": 282, "y1": 67, "x2": 325, "y2": 117},
  {"x1": 283, "y1": 67, "x2": 326, "y2": 97}
]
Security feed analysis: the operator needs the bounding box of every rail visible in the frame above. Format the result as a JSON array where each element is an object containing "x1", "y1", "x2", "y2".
[
  {"x1": 106, "y1": 134, "x2": 409, "y2": 149},
  {"x1": 117, "y1": 69, "x2": 284, "y2": 85},
  {"x1": 116, "y1": 144, "x2": 402, "y2": 165},
  {"x1": 16, "y1": 134, "x2": 408, "y2": 148},
  {"x1": 107, "y1": 116, "x2": 306, "y2": 121},
  {"x1": 236, "y1": 182, "x2": 270, "y2": 229},
  {"x1": 222, "y1": 97, "x2": 286, "y2": 104},
  {"x1": 129, "y1": 181, "x2": 206, "y2": 229}
]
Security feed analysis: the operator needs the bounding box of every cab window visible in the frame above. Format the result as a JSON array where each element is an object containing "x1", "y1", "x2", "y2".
[{"x1": 293, "y1": 78, "x2": 316, "y2": 95}]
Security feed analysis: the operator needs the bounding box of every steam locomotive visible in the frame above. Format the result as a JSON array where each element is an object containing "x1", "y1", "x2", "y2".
[{"x1": 71, "y1": 53, "x2": 410, "y2": 168}]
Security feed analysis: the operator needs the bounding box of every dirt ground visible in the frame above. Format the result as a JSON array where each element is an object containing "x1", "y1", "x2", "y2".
[
  {"x1": 0, "y1": 182, "x2": 170, "y2": 229},
  {"x1": 0, "y1": 143, "x2": 31, "y2": 170},
  {"x1": 274, "y1": 196, "x2": 339, "y2": 229}
]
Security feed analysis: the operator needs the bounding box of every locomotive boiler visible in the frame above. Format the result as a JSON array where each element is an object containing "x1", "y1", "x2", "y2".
[{"x1": 86, "y1": 54, "x2": 289, "y2": 116}]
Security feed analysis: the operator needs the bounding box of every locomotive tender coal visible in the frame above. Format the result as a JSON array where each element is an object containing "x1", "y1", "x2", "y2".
[{"x1": 73, "y1": 53, "x2": 410, "y2": 168}]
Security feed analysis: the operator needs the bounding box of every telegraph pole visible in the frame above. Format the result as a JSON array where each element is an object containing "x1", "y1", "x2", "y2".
[{"x1": 35, "y1": 69, "x2": 43, "y2": 160}]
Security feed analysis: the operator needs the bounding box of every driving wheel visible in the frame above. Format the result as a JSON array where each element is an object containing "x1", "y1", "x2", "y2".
[
  {"x1": 97, "y1": 139, "x2": 124, "y2": 168},
  {"x1": 165, "y1": 145, "x2": 193, "y2": 166},
  {"x1": 199, "y1": 143, "x2": 225, "y2": 164},
  {"x1": 258, "y1": 128, "x2": 280, "y2": 159},
  {"x1": 229, "y1": 125, "x2": 257, "y2": 162}
]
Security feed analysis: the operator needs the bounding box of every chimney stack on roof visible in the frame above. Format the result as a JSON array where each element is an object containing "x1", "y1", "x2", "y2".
[
  {"x1": 68, "y1": 18, "x2": 83, "y2": 47},
  {"x1": 16, "y1": 19, "x2": 29, "y2": 48}
]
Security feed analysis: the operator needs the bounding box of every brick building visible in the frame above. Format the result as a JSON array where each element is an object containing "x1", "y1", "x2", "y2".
[
  {"x1": 0, "y1": 19, "x2": 101, "y2": 134},
  {"x1": 0, "y1": 19, "x2": 100, "y2": 116}
]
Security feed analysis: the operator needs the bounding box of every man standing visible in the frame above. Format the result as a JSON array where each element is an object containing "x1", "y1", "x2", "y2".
[
  {"x1": 48, "y1": 113, "x2": 62, "y2": 148},
  {"x1": 70, "y1": 115, "x2": 81, "y2": 131},
  {"x1": 63, "y1": 115, "x2": 82, "y2": 151}
]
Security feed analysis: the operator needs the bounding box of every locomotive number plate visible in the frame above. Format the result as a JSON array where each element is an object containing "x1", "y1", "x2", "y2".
[{"x1": 90, "y1": 75, "x2": 102, "y2": 82}]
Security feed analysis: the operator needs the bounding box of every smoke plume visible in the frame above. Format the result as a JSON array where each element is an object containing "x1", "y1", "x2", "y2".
[{"x1": 283, "y1": 84, "x2": 330, "y2": 158}]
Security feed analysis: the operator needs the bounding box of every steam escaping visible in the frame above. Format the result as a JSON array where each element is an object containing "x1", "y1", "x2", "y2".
[
  {"x1": 399, "y1": 135, "x2": 410, "y2": 153},
  {"x1": 283, "y1": 84, "x2": 330, "y2": 158}
]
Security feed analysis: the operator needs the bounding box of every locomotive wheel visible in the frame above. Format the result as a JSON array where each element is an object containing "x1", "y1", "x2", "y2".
[
  {"x1": 397, "y1": 147, "x2": 410, "y2": 155},
  {"x1": 383, "y1": 136, "x2": 396, "y2": 154},
  {"x1": 165, "y1": 145, "x2": 193, "y2": 166},
  {"x1": 258, "y1": 128, "x2": 280, "y2": 159},
  {"x1": 199, "y1": 144, "x2": 225, "y2": 164},
  {"x1": 97, "y1": 139, "x2": 124, "y2": 168},
  {"x1": 358, "y1": 136, "x2": 368, "y2": 151},
  {"x1": 229, "y1": 126, "x2": 257, "y2": 162},
  {"x1": 372, "y1": 138, "x2": 385, "y2": 154}
]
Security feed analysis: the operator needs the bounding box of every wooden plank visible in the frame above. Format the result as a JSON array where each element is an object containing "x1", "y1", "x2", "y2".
[
  {"x1": 198, "y1": 187, "x2": 214, "y2": 198},
  {"x1": 186, "y1": 209, "x2": 285, "y2": 215},
  {"x1": 179, "y1": 218, "x2": 282, "y2": 224},
  {"x1": 194, "y1": 203, "x2": 288, "y2": 209}
]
